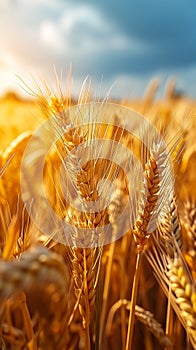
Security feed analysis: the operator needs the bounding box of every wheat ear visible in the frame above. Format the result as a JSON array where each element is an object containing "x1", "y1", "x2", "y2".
[
  {"x1": 147, "y1": 214, "x2": 196, "y2": 348},
  {"x1": 158, "y1": 196, "x2": 183, "y2": 258},
  {"x1": 133, "y1": 141, "x2": 168, "y2": 252},
  {"x1": 0, "y1": 247, "x2": 69, "y2": 349},
  {"x1": 106, "y1": 299, "x2": 172, "y2": 347},
  {"x1": 167, "y1": 257, "x2": 196, "y2": 346},
  {"x1": 181, "y1": 200, "x2": 196, "y2": 277}
]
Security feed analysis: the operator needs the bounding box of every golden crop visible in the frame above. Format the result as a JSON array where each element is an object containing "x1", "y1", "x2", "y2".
[{"x1": 0, "y1": 79, "x2": 195, "y2": 350}]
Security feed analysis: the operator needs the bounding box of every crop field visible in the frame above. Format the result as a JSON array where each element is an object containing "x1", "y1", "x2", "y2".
[{"x1": 0, "y1": 79, "x2": 195, "y2": 350}]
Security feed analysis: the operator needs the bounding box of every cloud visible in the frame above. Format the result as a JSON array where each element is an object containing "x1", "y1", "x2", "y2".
[
  {"x1": 0, "y1": 0, "x2": 196, "y2": 97},
  {"x1": 72, "y1": 0, "x2": 196, "y2": 69},
  {"x1": 37, "y1": 0, "x2": 196, "y2": 81},
  {"x1": 37, "y1": 3, "x2": 132, "y2": 82},
  {"x1": 40, "y1": 5, "x2": 128, "y2": 56},
  {"x1": 77, "y1": 0, "x2": 196, "y2": 41}
]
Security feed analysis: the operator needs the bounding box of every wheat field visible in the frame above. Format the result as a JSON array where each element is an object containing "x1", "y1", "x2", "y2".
[{"x1": 0, "y1": 79, "x2": 195, "y2": 350}]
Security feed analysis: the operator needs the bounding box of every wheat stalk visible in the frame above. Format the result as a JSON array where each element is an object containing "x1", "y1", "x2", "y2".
[
  {"x1": 126, "y1": 141, "x2": 170, "y2": 350},
  {"x1": 99, "y1": 185, "x2": 129, "y2": 347},
  {"x1": 52, "y1": 117, "x2": 101, "y2": 349},
  {"x1": 54, "y1": 103, "x2": 125, "y2": 348},
  {"x1": 61, "y1": 125, "x2": 98, "y2": 349}
]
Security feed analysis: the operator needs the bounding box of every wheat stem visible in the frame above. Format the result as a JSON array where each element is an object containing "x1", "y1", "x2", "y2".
[
  {"x1": 83, "y1": 248, "x2": 91, "y2": 350},
  {"x1": 99, "y1": 240, "x2": 116, "y2": 348},
  {"x1": 125, "y1": 251, "x2": 142, "y2": 350},
  {"x1": 165, "y1": 285, "x2": 174, "y2": 350}
]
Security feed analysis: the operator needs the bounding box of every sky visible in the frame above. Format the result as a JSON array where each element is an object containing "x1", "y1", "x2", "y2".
[{"x1": 0, "y1": 0, "x2": 196, "y2": 99}]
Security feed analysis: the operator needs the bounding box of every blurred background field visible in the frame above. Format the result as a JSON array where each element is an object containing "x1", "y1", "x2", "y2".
[{"x1": 0, "y1": 80, "x2": 195, "y2": 200}]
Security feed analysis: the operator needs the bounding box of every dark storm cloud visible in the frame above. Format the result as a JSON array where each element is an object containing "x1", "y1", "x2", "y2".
[
  {"x1": 71, "y1": 40, "x2": 196, "y2": 79},
  {"x1": 92, "y1": 0, "x2": 196, "y2": 40},
  {"x1": 72, "y1": 0, "x2": 196, "y2": 73}
]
